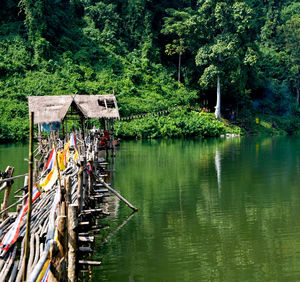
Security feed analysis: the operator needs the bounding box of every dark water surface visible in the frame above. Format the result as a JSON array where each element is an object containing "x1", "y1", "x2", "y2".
[
  {"x1": 1, "y1": 137, "x2": 300, "y2": 281},
  {"x1": 94, "y1": 136, "x2": 300, "y2": 282}
]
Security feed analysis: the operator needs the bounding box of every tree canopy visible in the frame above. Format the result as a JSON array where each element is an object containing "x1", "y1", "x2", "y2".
[{"x1": 0, "y1": 0, "x2": 299, "y2": 141}]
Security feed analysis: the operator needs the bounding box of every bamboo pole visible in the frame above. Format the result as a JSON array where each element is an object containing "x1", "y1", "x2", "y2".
[
  {"x1": 8, "y1": 260, "x2": 18, "y2": 282},
  {"x1": 68, "y1": 204, "x2": 78, "y2": 282},
  {"x1": 77, "y1": 163, "x2": 83, "y2": 213},
  {"x1": 0, "y1": 194, "x2": 27, "y2": 215},
  {"x1": 88, "y1": 161, "x2": 93, "y2": 198},
  {"x1": 1, "y1": 166, "x2": 14, "y2": 220},
  {"x1": 23, "y1": 111, "x2": 34, "y2": 282},
  {"x1": 0, "y1": 173, "x2": 27, "y2": 184},
  {"x1": 65, "y1": 176, "x2": 71, "y2": 205},
  {"x1": 96, "y1": 176, "x2": 138, "y2": 212},
  {"x1": 57, "y1": 214, "x2": 66, "y2": 257}
]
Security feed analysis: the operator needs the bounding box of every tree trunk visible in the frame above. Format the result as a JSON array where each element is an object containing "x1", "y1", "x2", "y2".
[
  {"x1": 296, "y1": 87, "x2": 299, "y2": 105},
  {"x1": 178, "y1": 53, "x2": 181, "y2": 83},
  {"x1": 215, "y1": 76, "x2": 221, "y2": 120}
]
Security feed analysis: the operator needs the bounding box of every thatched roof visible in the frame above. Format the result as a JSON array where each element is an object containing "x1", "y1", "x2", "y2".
[{"x1": 28, "y1": 95, "x2": 120, "y2": 124}]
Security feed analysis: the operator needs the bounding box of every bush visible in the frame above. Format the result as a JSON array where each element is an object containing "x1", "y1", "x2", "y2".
[{"x1": 115, "y1": 108, "x2": 242, "y2": 139}]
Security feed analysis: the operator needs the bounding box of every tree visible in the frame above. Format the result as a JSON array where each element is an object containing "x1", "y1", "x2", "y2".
[
  {"x1": 195, "y1": 0, "x2": 256, "y2": 120},
  {"x1": 161, "y1": 8, "x2": 196, "y2": 83},
  {"x1": 278, "y1": 3, "x2": 300, "y2": 104}
]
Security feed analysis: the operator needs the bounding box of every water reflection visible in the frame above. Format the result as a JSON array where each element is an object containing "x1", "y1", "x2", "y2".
[
  {"x1": 16, "y1": 136, "x2": 297, "y2": 282},
  {"x1": 215, "y1": 147, "x2": 222, "y2": 197}
]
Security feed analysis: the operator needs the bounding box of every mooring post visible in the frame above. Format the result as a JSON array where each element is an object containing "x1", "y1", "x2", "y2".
[
  {"x1": 77, "y1": 161, "x2": 84, "y2": 213},
  {"x1": 1, "y1": 166, "x2": 15, "y2": 220},
  {"x1": 57, "y1": 208, "x2": 66, "y2": 257},
  {"x1": 59, "y1": 201, "x2": 68, "y2": 259},
  {"x1": 23, "y1": 111, "x2": 34, "y2": 282},
  {"x1": 65, "y1": 176, "x2": 71, "y2": 204},
  {"x1": 68, "y1": 204, "x2": 78, "y2": 282},
  {"x1": 88, "y1": 160, "x2": 93, "y2": 198},
  {"x1": 49, "y1": 241, "x2": 60, "y2": 282},
  {"x1": 84, "y1": 169, "x2": 89, "y2": 205}
]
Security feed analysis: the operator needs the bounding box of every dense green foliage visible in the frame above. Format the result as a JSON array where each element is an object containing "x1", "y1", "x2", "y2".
[
  {"x1": 0, "y1": 0, "x2": 299, "y2": 141},
  {"x1": 115, "y1": 108, "x2": 242, "y2": 139}
]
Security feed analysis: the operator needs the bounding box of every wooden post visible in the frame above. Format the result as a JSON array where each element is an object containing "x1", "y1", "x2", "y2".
[
  {"x1": 81, "y1": 117, "x2": 86, "y2": 156},
  {"x1": 57, "y1": 213, "x2": 66, "y2": 257},
  {"x1": 88, "y1": 160, "x2": 93, "y2": 198},
  {"x1": 49, "y1": 241, "x2": 60, "y2": 282},
  {"x1": 65, "y1": 176, "x2": 71, "y2": 203},
  {"x1": 77, "y1": 162, "x2": 83, "y2": 213},
  {"x1": 111, "y1": 120, "x2": 116, "y2": 157},
  {"x1": 61, "y1": 202, "x2": 68, "y2": 260},
  {"x1": 1, "y1": 166, "x2": 14, "y2": 220},
  {"x1": 83, "y1": 169, "x2": 88, "y2": 205},
  {"x1": 54, "y1": 145, "x2": 63, "y2": 197},
  {"x1": 68, "y1": 204, "x2": 78, "y2": 282},
  {"x1": 23, "y1": 111, "x2": 34, "y2": 281}
]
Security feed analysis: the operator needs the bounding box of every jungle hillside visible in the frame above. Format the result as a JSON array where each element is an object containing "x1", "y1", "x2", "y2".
[{"x1": 0, "y1": 0, "x2": 299, "y2": 141}]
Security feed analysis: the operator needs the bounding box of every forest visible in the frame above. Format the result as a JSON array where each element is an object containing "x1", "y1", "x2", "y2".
[{"x1": 0, "y1": 0, "x2": 299, "y2": 141}]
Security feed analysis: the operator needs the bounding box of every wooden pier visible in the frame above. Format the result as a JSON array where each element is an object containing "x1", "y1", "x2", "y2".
[{"x1": 0, "y1": 94, "x2": 137, "y2": 281}]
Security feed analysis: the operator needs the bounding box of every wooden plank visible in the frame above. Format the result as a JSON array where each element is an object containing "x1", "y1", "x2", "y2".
[
  {"x1": 78, "y1": 247, "x2": 93, "y2": 253},
  {"x1": 94, "y1": 188, "x2": 109, "y2": 193},
  {"x1": 80, "y1": 208, "x2": 102, "y2": 214},
  {"x1": 78, "y1": 221, "x2": 90, "y2": 226},
  {"x1": 78, "y1": 260, "x2": 101, "y2": 266},
  {"x1": 78, "y1": 236, "x2": 94, "y2": 243}
]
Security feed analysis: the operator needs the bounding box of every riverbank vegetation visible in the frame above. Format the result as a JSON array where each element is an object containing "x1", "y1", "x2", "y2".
[{"x1": 0, "y1": 0, "x2": 299, "y2": 142}]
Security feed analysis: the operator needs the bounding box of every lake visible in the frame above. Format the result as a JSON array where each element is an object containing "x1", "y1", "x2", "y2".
[{"x1": 1, "y1": 136, "x2": 300, "y2": 281}]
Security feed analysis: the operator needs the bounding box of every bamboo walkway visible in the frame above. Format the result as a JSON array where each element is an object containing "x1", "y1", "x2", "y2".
[{"x1": 0, "y1": 131, "x2": 137, "y2": 281}]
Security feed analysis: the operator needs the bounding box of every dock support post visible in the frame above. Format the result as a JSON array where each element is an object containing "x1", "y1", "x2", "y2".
[
  {"x1": 68, "y1": 204, "x2": 78, "y2": 282},
  {"x1": 1, "y1": 166, "x2": 14, "y2": 220},
  {"x1": 23, "y1": 111, "x2": 34, "y2": 282},
  {"x1": 65, "y1": 176, "x2": 71, "y2": 207},
  {"x1": 57, "y1": 213, "x2": 67, "y2": 257},
  {"x1": 77, "y1": 162, "x2": 83, "y2": 213},
  {"x1": 88, "y1": 161, "x2": 93, "y2": 198}
]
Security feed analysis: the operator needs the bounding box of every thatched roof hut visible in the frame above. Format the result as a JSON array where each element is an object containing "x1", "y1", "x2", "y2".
[{"x1": 28, "y1": 95, "x2": 120, "y2": 124}]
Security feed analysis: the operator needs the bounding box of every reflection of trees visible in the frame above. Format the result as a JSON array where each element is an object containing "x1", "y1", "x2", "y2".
[
  {"x1": 95, "y1": 136, "x2": 300, "y2": 281},
  {"x1": 215, "y1": 147, "x2": 222, "y2": 197}
]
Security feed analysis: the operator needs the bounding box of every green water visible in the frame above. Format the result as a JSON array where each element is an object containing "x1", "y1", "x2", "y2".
[
  {"x1": 1, "y1": 137, "x2": 300, "y2": 281},
  {"x1": 94, "y1": 136, "x2": 300, "y2": 282}
]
